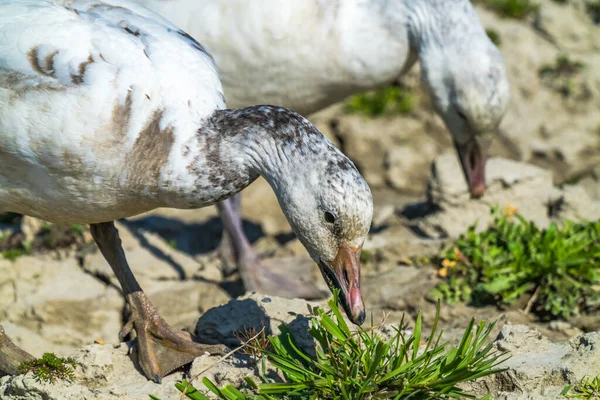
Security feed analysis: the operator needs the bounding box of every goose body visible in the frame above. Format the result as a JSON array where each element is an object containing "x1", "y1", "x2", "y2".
[
  {"x1": 0, "y1": 0, "x2": 373, "y2": 380},
  {"x1": 0, "y1": 0, "x2": 226, "y2": 223}
]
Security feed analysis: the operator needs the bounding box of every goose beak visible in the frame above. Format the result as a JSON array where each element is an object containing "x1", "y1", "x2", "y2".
[
  {"x1": 454, "y1": 136, "x2": 490, "y2": 198},
  {"x1": 318, "y1": 242, "x2": 365, "y2": 325}
]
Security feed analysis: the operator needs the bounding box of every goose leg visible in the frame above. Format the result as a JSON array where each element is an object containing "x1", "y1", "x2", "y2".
[
  {"x1": 217, "y1": 195, "x2": 243, "y2": 276},
  {"x1": 217, "y1": 196, "x2": 327, "y2": 299},
  {"x1": 0, "y1": 324, "x2": 35, "y2": 376},
  {"x1": 90, "y1": 222, "x2": 226, "y2": 383}
]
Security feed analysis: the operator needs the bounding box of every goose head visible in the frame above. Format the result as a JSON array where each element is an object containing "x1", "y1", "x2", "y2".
[
  {"x1": 415, "y1": 2, "x2": 510, "y2": 197},
  {"x1": 219, "y1": 106, "x2": 374, "y2": 325},
  {"x1": 275, "y1": 139, "x2": 373, "y2": 325}
]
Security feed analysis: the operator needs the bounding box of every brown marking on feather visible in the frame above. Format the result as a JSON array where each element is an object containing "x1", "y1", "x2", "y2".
[
  {"x1": 71, "y1": 55, "x2": 94, "y2": 85},
  {"x1": 104, "y1": 90, "x2": 133, "y2": 143},
  {"x1": 176, "y1": 30, "x2": 213, "y2": 60},
  {"x1": 55, "y1": 149, "x2": 87, "y2": 179},
  {"x1": 65, "y1": 7, "x2": 80, "y2": 16},
  {"x1": 126, "y1": 110, "x2": 175, "y2": 190},
  {"x1": 111, "y1": 90, "x2": 133, "y2": 141},
  {"x1": 0, "y1": 69, "x2": 65, "y2": 106},
  {"x1": 28, "y1": 47, "x2": 59, "y2": 77},
  {"x1": 124, "y1": 27, "x2": 140, "y2": 37}
]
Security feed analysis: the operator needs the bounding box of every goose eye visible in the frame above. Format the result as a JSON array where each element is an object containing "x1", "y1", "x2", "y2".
[{"x1": 324, "y1": 211, "x2": 336, "y2": 224}]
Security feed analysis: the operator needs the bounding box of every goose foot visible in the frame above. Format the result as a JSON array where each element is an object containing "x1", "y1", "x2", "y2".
[
  {"x1": 240, "y1": 255, "x2": 329, "y2": 300},
  {"x1": 122, "y1": 292, "x2": 227, "y2": 383},
  {"x1": 0, "y1": 324, "x2": 35, "y2": 376}
]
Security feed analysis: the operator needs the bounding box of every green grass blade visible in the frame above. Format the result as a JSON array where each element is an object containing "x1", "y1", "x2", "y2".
[
  {"x1": 174, "y1": 380, "x2": 211, "y2": 400},
  {"x1": 412, "y1": 311, "x2": 422, "y2": 360}
]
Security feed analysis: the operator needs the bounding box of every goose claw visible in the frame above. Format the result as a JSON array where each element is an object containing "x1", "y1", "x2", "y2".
[{"x1": 123, "y1": 292, "x2": 227, "y2": 381}]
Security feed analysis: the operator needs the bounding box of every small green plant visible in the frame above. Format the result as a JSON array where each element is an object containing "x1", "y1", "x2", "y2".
[
  {"x1": 2, "y1": 248, "x2": 28, "y2": 261},
  {"x1": 233, "y1": 325, "x2": 272, "y2": 358},
  {"x1": 485, "y1": 28, "x2": 502, "y2": 46},
  {"x1": 360, "y1": 249, "x2": 384, "y2": 264},
  {"x1": 167, "y1": 239, "x2": 178, "y2": 249},
  {"x1": 562, "y1": 375, "x2": 600, "y2": 399},
  {"x1": 539, "y1": 55, "x2": 585, "y2": 97},
  {"x1": 38, "y1": 222, "x2": 86, "y2": 250},
  {"x1": 345, "y1": 85, "x2": 414, "y2": 117},
  {"x1": 431, "y1": 206, "x2": 600, "y2": 320},
  {"x1": 69, "y1": 224, "x2": 86, "y2": 235},
  {"x1": 474, "y1": 0, "x2": 539, "y2": 19},
  {"x1": 152, "y1": 294, "x2": 507, "y2": 400},
  {"x1": 18, "y1": 352, "x2": 77, "y2": 384}
]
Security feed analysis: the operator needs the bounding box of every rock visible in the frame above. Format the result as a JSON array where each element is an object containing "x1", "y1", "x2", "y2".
[
  {"x1": 361, "y1": 266, "x2": 438, "y2": 312},
  {"x1": 1, "y1": 322, "x2": 75, "y2": 358},
  {"x1": 579, "y1": 165, "x2": 600, "y2": 202},
  {"x1": 534, "y1": 1, "x2": 600, "y2": 53},
  {"x1": 475, "y1": 2, "x2": 600, "y2": 181},
  {"x1": 548, "y1": 320, "x2": 582, "y2": 338},
  {"x1": 82, "y1": 221, "x2": 222, "y2": 285},
  {"x1": 465, "y1": 325, "x2": 600, "y2": 399},
  {"x1": 421, "y1": 155, "x2": 600, "y2": 238},
  {"x1": 0, "y1": 254, "x2": 124, "y2": 353},
  {"x1": 19, "y1": 216, "x2": 44, "y2": 244},
  {"x1": 331, "y1": 112, "x2": 442, "y2": 191},
  {"x1": 195, "y1": 293, "x2": 320, "y2": 355},
  {"x1": 143, "y1": 280, "x2": 231, "y2": 333},
  {"x1": 384, "y1": 141, "x2": 438, "y2": 193},
  {"x1": 0, "y1": 343, "x2": 185, "y2": 399},
  {"x1": 428, "y1": 155, "x2": 554, "y2": 208},
  {"x1": 188, "y1": 353, "x2": 266, "y2": 394},
  {"x1": 371, "y1": 204, "x2": 395, "y2": 227},
  {"x1": 81, "y1": 221, "x2": 231, "y2": 333}
]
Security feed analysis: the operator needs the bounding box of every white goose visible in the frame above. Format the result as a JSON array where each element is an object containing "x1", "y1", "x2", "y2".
[
  {"x1": 137, "y1": 0, "x2": 511, "y2": 295},
  {"x1": 0, "y1": 0, "x2": 373, "y2": 382}
]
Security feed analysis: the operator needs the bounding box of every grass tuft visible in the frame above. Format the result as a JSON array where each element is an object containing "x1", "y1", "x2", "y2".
[
  {"x1": 2, "y1": 248, "x2": 29, "y2": 261},
  {"x1": 345, "y1": 85, "x2": 414, "y2": 117},
  {"x1": 539, "y1": 55, "x2": 585, "y2": 97},
  {"x1": 473, "y1": 0, "x2": 539, "y2": 19},
  {"x1": 233, "y1": 324, "x2": 272, "y2": 358},
  {"x1": 0, "y1": 222, "x2": 87, "y2": 261},
  {"x1": 431, "y1": 206, "x2": 600, "y2": 320},
  {"x1": 485, "y1": 28, "x2": 502, "y2": 46},
  {"x1": 152, "y1": 293, "x2": 507, "y2": 399},
  {"x1": 18, "y1": 352, "x2": 77, "y2": 384},
  {"x1": 562, "y1": 375, "x2": 600, "y2": 399}
]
